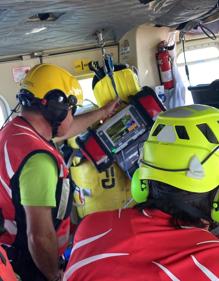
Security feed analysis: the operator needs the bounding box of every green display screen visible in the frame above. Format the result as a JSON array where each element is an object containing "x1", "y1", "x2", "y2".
[{"x1": 106, "y1": 113, "x2": 138, "y2": 144}]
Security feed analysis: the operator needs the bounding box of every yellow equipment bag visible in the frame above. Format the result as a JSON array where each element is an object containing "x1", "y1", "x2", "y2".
[
  {"x1": 93, "y1": 67, "x2": 141, "y2": 107},
  {"x1": 68, "y1": 65, "x2": 140, "y2": 218},
  {"x1": 68, "y1": 137, "x2": 134, "y2": 218}
]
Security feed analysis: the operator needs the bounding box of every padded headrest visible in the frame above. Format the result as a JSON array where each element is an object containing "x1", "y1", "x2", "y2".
[{"x1": 93, "y1": 65, "x2": 141, "y2": 107}]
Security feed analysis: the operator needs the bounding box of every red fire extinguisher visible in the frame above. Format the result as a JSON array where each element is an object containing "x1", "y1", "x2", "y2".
[{"x1": 156, "y1": 41, "x2": 174, "y2": 90}]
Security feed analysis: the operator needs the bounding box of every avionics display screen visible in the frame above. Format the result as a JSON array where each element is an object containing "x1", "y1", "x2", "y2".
[{"x1": 106, "y1": 113, "x2": 138, "y2": 145}]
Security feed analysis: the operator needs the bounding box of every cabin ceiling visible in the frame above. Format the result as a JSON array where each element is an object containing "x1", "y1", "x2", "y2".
[{"x1": 0, "y1": 0, "x2": 218, "y2": 58}]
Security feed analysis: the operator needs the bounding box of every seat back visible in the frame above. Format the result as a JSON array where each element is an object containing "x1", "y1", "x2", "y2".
[{"x1": 188, "y1": 79, "x2": 219, "y2": 108}]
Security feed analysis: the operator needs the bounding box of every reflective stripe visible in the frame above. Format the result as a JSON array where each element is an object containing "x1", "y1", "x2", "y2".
[
  {"x1": 4, "y1": 142, "x2": 14, "y2": 179},
  {"x1": 191, "y1": 255, "x2": 219, "y2": 281},
  {"x1": 152, "y1": 261, "x2": 181, "y2": 281},
  {"x1": 56, "y1": 178, "x2": 70, "y2": 220},
  {"x1": 142, "y1": 209, "x2": 151, "y2": 217},
  {"x1": 197, "y1": 240, "x2": 219, "y2": 245},
  {"x1": 71, "y1": 229, "x2": 112, "y2": 255},
  {"x1": 64, "y1": 229, "x2": 121, "y2": 280},
  {"x1": 118, "y1": 208, "x2": 122, "y2": 218},
  {"x1": 0, "y1": 176, "x2": 12, "y2": 198},
  {"x1": 12, "y1": 133, "x2": 39, "y2": 140},
  {"x1": 13, "y1": 123, "x2": 55, "y2": 152},
  {"x1": 63, "y1": 253, "x2": 129, "y2": 281},
  {"x1": 13, "y1": 123, "x2": 37, "y2": 133},
  {"x1": 4, "y1": 220, "x2": 17, "y2": 236},
  {"x1": 180, "y1": 226, "x2": 194, "y2": 229},
  {"x1": 59, "y1": 164, "x2": 64, "y2": 177}
]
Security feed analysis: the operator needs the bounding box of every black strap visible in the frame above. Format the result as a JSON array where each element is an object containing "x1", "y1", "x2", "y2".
[
  {"x1": 0, "y1": 250, "x2": 6, "y2": 281},
  {"x1": 0, "y1": 209, "x2": 5, "y2": 235},
  {"x1": 0, "y1": 251, "x2": 6, "y2": 265}
]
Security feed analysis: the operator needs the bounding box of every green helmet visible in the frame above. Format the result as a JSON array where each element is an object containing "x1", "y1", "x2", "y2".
[{"x1": 131, "y1": 104, "x2": 219, "y2": 204}]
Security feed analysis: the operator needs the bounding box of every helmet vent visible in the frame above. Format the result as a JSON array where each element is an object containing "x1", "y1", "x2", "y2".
[
  {"x1": 152, "y1": 124, "x2": 165, "y2": 136},
  {"x1": 175, "y1": 126, "x2": 189, "y2": 140},
  {"x1": 197, "y1": 123, "x2": 219, "y2": 144}
]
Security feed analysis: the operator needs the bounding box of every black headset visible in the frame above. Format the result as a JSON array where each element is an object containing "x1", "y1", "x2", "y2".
[{"x1": 17, "y1": 89, "x2": 77, "y2": 136}]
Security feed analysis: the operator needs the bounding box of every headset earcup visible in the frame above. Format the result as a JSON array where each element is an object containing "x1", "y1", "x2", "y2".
[
  {"x1": 131, "y1": 168, "x2": 149, "y2": 203},
  {"x1": 43, "y1": 100, "x2": 68, "y2": 123},
  {"x1": 17, "y1": 91, "x2": 35, "y2": 107},
  {"x1": 210, "y1": 188, "x2": 219, "y2": 222},
  {"x1": 211, "y1": 202, "x2": 219, "y2": 222}
]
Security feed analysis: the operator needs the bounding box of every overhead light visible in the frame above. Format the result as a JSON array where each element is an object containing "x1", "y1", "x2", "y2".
[
  {"x1": 27, "y1": 12, "x2": 65, "y2": 22},
  {"x1": 139, "y1": 0, "x2": 154, "y2": 4},
  {"x1": 25, "y1": 27, "x2": 47, "y2": 35}
]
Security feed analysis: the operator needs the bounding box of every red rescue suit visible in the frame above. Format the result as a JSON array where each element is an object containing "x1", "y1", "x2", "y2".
[
  {"x1": 65, "y1": 208, "x2": 219, "y2": 281},
  {"x1": 0, "y1": 116, "x2": 72, "y2": 255}
]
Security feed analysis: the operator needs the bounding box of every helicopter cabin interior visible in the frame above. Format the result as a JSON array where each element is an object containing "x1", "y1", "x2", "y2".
[{"x1": 0, "y1": 0, "x2": 219, "y2": 128}]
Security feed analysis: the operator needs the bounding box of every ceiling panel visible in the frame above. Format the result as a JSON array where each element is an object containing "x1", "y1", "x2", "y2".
[{"x1": 0, "y1": 0, "x2": 217, "y2": 58}]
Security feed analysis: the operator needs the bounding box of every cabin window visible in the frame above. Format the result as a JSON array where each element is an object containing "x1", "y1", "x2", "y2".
[
  {"x1": 78, "y1": 77, "x2": 96, "y2": 104},
  {"x1": 0, "y1": 95, "x2": 10, "y2": 128},
  {"x1": 76, "y1": 77, "x2": 97, "y2": 114},
  {"x1": 177, "y1": 45, "x2": 219, "y2": 105}
]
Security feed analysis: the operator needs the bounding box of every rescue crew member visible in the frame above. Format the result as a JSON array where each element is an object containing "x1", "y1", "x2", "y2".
[
  {"x1": 0, "y1": 63, "x2": 118, "y2": 281},
  {"x1": 64, "y1": 104, "x2": 219, "y2": 281}
]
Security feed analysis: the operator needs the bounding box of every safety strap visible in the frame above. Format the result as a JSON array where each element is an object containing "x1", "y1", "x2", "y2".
[
  {"x1": 0, "y1": 209, "x2": 5, "y2": 235},
  {"x1": 0, "y1": 250, "x2": 6, "y2": 281},
  {"x1": 95, "y1": 31, "x2": 119, "y2": 98},
  {"x1": 0, "y1": 251, "x2": 6, "y2": 265}
]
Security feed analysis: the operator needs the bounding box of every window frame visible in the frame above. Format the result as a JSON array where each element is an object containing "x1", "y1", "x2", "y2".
[
  {"x1": 0, "y1": 95, "x2": 11, "y2": 127},
  {"x1": 176, "y1": 40, "x2": 219, "y2": 105}
]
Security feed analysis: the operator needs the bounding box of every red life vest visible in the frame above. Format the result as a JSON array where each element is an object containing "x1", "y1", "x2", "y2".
[
  {"x1": 0, "y1": 245, "x2": 17, "y2": 281},
  {"x1": 0, "y1": 116, "x2": 72, "y2": 255}
]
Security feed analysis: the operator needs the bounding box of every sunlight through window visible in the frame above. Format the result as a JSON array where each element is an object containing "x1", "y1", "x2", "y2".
[
  {"x1": 177, "y1": 46, "x2": 219, "y2": 105},
  {"x1": 0, "y1": 96, "x2": 10, "y2": 128}
]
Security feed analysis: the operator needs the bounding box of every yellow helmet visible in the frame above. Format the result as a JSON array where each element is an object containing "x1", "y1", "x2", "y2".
[
  {"x1": 132, "y1": 104, "x2": 219, "y2": 204},
  {"x1": 21, "y1": 63, "x2": 83, "y2": 104},
  {"x1": 18, "y1": 64, "x2": 84, "y2": 136}
]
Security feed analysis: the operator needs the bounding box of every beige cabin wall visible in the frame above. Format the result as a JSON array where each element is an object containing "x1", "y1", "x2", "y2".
[
  {"x1": 119, "y1": 27, "x2": 138, "y2": 67},
  {"x1": 0, "y1": 59, "x2": 39, "y2": 108},
  {"x1": 136, "y1": 24, "x2": 170, "y2": 88},
  {"x1": 119, "y1": 24, "x2": 171, "y2": 88},
  {"x1": 0, "y1": 46, "x2": 118, "y2": 108},
  {"x1": 43, "y1": 46, "x2": 118, "y2": 77}
]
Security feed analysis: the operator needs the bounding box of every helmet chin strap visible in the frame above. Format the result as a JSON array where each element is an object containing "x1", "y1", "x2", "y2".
[
  {"x1": 52, "y1": 123, "x2": 59, "y2": 138},
  {"x1": 40, "y1": 111, "x2": 60, "y2": 138},
  {"x1": 40, "y1": 100, "x2": 68, "y2": 138},
  {"x1": 49, "y1": 120, "x2": 61, "y2": 138}
]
